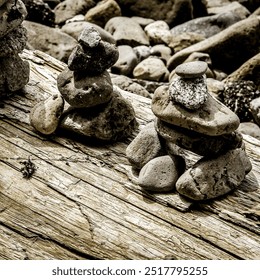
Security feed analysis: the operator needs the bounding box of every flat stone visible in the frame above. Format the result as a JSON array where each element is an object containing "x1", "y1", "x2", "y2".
[
  {"x1": 60, "y1": 86, "x2": 138, "y2": 141},
  {"x1": 169, "y1": 75, "x2": 208, "y2": 110},
  {"x1": 0, "y1": 25, "x2": 27, "y2": 57},
  {"x1": 0, "y1": 0, "x2": 27, "y2": 38},
  {"x1": 151, "y1": 85, "x2": 240, "y2": 136},
  {"x1": 0, "y1": 55, "x2": 30, "y2": 96},
  {"x1": 138, "y1": 155, "x2": 185, "y2": 193},
  {"x1": 67, "y1": 41, "x2": 119, "y2": 73},
  {"x1": 30, "y1": 94, "x2": 64, "y2": 135},
  {"x1": 175, "y1": 61, "x2": 208, "y2": 78},
  {"x1": 126, "y1": 122, "x2": 165, "y2": 169},
  {"x1": 78, "y1": 25, "x2": 101, "y2": 48},
  {"x1": 57, "y1": 67, "x2": 113, "y2": 108},
  {"x1": 155, "y1": 118, "x2": 242, "y2": 157},
  {"x1": 176, "y1": 148, "x2": 252, "y2": 201}
]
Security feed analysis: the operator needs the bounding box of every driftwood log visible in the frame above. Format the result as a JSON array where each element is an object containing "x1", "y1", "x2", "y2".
[{"x1": 0, "y1": 49, "x2": 259, "y2": 260}]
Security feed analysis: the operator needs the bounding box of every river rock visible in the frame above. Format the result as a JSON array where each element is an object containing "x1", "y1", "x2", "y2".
[
  {"x1": 144, "y1": 20, "x2": 172, "y2": 45},
  {"x1": 61, "y1": 21, "x2": 116, "y2": 44},
  {"x1": 116, "y1": 0, "x2": 193, "y2": 27},
  {"x1": 175, "y1": 61, "x2": 208, "y2": 78},
  {"x1": 167, "y1": 16, "x2": 260, "y2": 74},
  {"x1": 250, "y1": 97, "x2": 260, "y2": 126},
  {"x1": 126, "y1": 122, "x2": 165, "y2": 169},
  {"x1": 85, "y1": 0, "x2": 121, "y2": 27},
  {"x1": 0, "y1": 25, "x2": 27, "y2": 57},
  {"x1": 30, "y1": 94, "x2": 64, "y2": 135},
  {"x1": 23, "y1": 20, "x2": 77, "y2": 62},
  {"x1": 0, "y1": 55, "x2": 30, "y2": 96},
  {"x1": 155, "y1": 118, "x2": 243, "y2": 156},
  {"x1": 105, "y1": 16, "x2": 149, "y2": 47},
  {"x1": 111, "y1": 45, "x2": 138, "y2": 76},
  {"x1": 111, "y1": 74, "x2": 151, "y2": 98},
  {"x1": 60, "y1": 86, "x2": 138, "y2": 141},
  {"x1": 150, "y1": 45, "x2": 172, "y2": 64},
  {"x1": 131, "y1": 16, "x2": 155, "y2": 27},
  {"x1": 67, "y1": 41, "x2": 119, "y2": 73},
  {"x1": 176, "y1": 147, "x2": 252, "y2": 201},
  {"x1": 170, "y1": 11, "x2": 243, "y2": 39},
  {"x1": 133, "y1": 45, "x2": 151, "y2": 63},
  {"x1": 138, "y1": 155, "x2": 185, "y2": 193},
  {"x1": 57, "y1": 67, "x2": 113, "y2": 108},
  {"x1": 238, "y1": 122, "x2": 260, "y2": 140},
  {"x1": 23, "y1": 0, "x2": 55, "y2": 27},
  {"x1": 169, "y1": 76, "x2": 208, "y2": 110},
  {"x1": 133, "y1": 57, "x2": 169, "y2": 82},
  {"x1": 54, "y1": 0, "x2": 95, "y2": 25},
  {"x1": 152, "y1": 85, "x2": 240, "y2": 136},
  {"x1": 221, "y1": 80, "x2": 260, "y2": 122},
  {"x1": 0, "y1": 0, "x2": 27, "y2": 38}
]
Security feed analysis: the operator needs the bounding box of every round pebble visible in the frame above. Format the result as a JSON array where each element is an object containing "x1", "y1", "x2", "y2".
[{"x1": 175, "y1": 61, "x2": 208, "y2": 78}]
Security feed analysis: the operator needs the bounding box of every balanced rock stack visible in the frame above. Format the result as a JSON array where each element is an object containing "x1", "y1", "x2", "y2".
[
  {"x1": 30, "y1": 26, "x2": 137, "y2": 141},
  {"x1": 127, "y1": 61, "x2": 252, "y2": 201},
  {"x1": 0, "y1": 0, "x2": 30, "y2": 97}
]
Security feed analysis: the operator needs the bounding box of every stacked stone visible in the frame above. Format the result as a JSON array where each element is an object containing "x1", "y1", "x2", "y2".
[
  {"x1": 30, "y1": 25, "x2": 137, "y2": 141},
  {"x1": 126, "y1": 61, "x2": 252, "y2": 201},
  {"x1": 0, "y1": 0, "x2": 30, "y2": 97}
]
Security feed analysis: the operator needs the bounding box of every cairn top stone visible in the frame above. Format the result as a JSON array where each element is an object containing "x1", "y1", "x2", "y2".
[
  {"x1": 175, "y1": 61, "x2": 208, "y2": 78},
  {"x1": 78, "y1": 26, "x2": 102, "y2": 48}
]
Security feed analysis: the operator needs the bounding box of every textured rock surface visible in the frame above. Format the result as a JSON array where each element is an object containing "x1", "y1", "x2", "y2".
[
  {"x1": 138, "y1": 155, "x2": 185, "y2": 192},
  {"x1": 0, "y1": 25, "x2": 27, "y2": 57},
  {"x1": 105, "y1": 16, "x2": 149, "y2": 47},
  {"x1": 221, "y1": 80, "x2": 260, "y2": 121},
  {"x1": 167, "y1": 16, "x2": 260, "y2": 74},
  {"x1": 0, "y1": 55, "x2": 30, "y2": 96},
  {"x1": 144, "y1": 20, "x2": 172, "y2": 45},
  {"x1": 175, "y1": 61, "x2": 208, "y2": 78},
  {"x1": 238, "y1": 122, "x2": 260, "y2": 140},
  {"x1": 176, "y1": 148, "x2": 252, "y2": 201},
  {"x1": 133, "y1": 57, "x2": 169, "y2": 82},
  {"x1": 61, "y1": 21, "x2": 116, "y2": 44},
  {"x1": 126, "y1": 122, "x2": 165, "y2": 169},
  {"x1": 111, "y1": 45, "x2": 138, "y2": 76},
  {"x1": 152, "y1": 85, "x2": 240, "y2": 136},
  {"x1": 23, "y1": 20, "x2": 77, "y2": 62},
  {"x1": 155, "y1": 118, "x2": 243, "y2": 157},
  {"x1": 60, "y1": 87, "x2": 138, "y2": 141},
  {"x1": 30, "y1": 94, "x2": 64, "y2": 135},
  {"x1": 67, "y1": 41, "x2": 119, "y2": 73},
  {"x1": 250, "y1": 97, "x2": 260, "y2": 126},
  {"x1": 57, "y1": 67, "x2": 113, "y2": 108},
  {"x1": 0, "y1": 0, "x2": 27, "y2": 38},
  {"x1": 85, "y1": 0, "x2": 121, "y2": 27}
]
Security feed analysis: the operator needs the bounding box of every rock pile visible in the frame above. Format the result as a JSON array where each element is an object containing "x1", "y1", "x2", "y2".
[
  {"x1": 30, "y1": 25, "x2": 137, "y2": 141},
  {"x1": 127, "y1": 61, "x2": 252, "y2": 201},
  {"x1": 0, "y1": 0, "x2": 30, "y2": 97}
]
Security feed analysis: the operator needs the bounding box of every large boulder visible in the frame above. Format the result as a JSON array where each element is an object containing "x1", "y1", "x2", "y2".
[{"x1": 23, "y1": 20, "x2": 77, "y2": 62}]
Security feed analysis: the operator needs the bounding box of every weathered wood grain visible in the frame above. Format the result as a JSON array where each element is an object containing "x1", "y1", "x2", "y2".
[{"x1": 0, "y1": 50, "x2": 259, "y2": 260}]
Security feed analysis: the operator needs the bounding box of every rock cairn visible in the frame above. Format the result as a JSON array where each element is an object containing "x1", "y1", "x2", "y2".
[
  {"x1": 0, "y1": 0, "x2": 30, "y2": 97},
  {"x1": 126, "y1": 61, "x2": 252, "y2": 201},
  {"x1": 30, "y1": 25, "x2": 137, "y2": 141}
]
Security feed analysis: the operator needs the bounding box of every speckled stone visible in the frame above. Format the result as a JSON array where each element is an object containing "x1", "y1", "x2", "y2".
[
  {"x1": 138, "y1": 155, "x2": 185, "y2": 193},
  {"x1": 175, "y1": 61, "x2": 208, "y2": 78},
  {"x1": 152, "y1": 85, "x2": 240, "y2": 136},
  {"x1": 30, "y1": 94, "x2": 64, "y2": 135},
  {"x1": 78, "y1": 25, "x2": 101, "y2": 48},
  {"x1": 60, "y1": 86, "x2": 138, "y2": 141},
  {"x1": 0, "y1": 0, "x2": 27, "y2": 38},
  {"x1": 169, "y1": 75, "x2": 208, "y2": 110},
  {"x1": 176, "y1": 147, "x2": 252, "y2": 201},
  {"x1": 155, "y1": 118, "x2": 243, "y2": 157},
  {"x1": 126, "y1": 122, "x2": 165, "y2": 169},
  {"x1": 57, "y1": 67, "x2": 113, "y2": 108}
]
